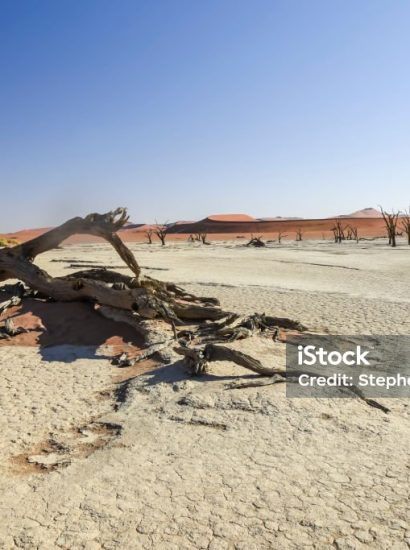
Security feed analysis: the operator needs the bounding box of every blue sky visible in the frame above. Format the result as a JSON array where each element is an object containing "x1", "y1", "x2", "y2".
[{"x1": 1, "y1": 0, "x2": 409, "y2": 231}]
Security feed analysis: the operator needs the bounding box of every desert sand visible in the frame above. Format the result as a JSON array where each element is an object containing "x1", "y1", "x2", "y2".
[{"x1": 1, "y1": 237, "x2": 410, "y2": 548}]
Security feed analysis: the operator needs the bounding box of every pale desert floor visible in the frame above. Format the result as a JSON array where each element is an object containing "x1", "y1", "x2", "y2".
[{"x1": 1, "y1": 239, "x2": 410, "y2": 549}]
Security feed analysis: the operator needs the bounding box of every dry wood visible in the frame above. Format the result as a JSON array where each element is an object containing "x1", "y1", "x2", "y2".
[
  {"x1": 0, "y1": 209, "x2": 226, "y2": 324},
  {"x1": 246, "y1": 235, "x2": 265, "y2": 247},
  {"x1": 0, "y1": 282, "x2": 26, "y2": 315},
  {"x1": 174, "y1": 344, "x2": 390, "y2": 412}
]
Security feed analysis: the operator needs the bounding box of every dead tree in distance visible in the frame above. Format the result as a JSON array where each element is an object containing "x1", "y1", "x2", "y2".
[
  {"x1": 346, "y1": 225, "x2": 359, "y2": 243},
  {"x1": 145, "y1": 228, "x2": 154, "y2": 244},
  {"x1": 195, "y1": 233, "x2": 210, "y2": 245},
  {"x1": 277, "y1": 231, "x2": 288, "y2": 244},
  {"x1": 295, "y1": 228, "x2": 303, "y2": 242},
  {"x1": 401, "y1": 209, "x2": 410, "y2": 245},
  {"x1": 379, "y1": 207, "x2": 400, "y2": 247},
  {"x1": 246, "y1": 235, "x2": 266, "y2": 247},
  {"x1": 155, "y1": 222, "x2": 169, "y2": 246},
  {"x1": 331, "y1": 220, "x2": 346, "y2": 244}
]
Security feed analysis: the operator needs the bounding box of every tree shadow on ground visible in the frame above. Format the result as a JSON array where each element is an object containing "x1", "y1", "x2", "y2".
[
  {"x1": 0, "y1": 298, "x2": 144, "y2": 363},
  {"x1": 113, "y1": 359, "x2": 262, "y2": 406}
]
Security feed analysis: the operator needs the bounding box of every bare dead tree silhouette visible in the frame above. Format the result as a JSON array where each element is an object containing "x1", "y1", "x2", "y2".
[
  {"x1": 331, "y1": 221, "x2": 346, "y2": 244},
  {"x1": 345, "y1": 225, "x2": 359, "y2": 243},
  {"x1": 145, "y1": 228, "x2": 154, "y2": 244},
  {"x1": 246, "y1": 235, "x2": 265, "y2": 247},
  {"x1": 379, "y1": 207, "x2": 400, "y2": 247},
  {"x1": 155, "y1": 221, "x2": 169, "y2": 246},
  {"x1": 194, "y1": 233, "x2": 210, "y2": 245},
  {"x1": 401, "y1": 209, "x2": 410, "y2": 245}
]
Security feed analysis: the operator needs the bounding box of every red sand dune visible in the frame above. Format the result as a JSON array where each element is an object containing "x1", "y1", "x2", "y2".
[
  {"x1": 126, "y1": 223, "x2": 159, "y2": 232},
  {"x1": 2, "y1": 227, "x2": 52, "y2": 242},
  {"x1": 1, "y1": 211, "x2": 389, "y2": 244},
  {"x1": 258, "y1": 217, "x2": 304, "y2": 221},
  {"x1": 207, "y1": 214, "x2": 256, "y2": 222},
  {"x1": 172, "y1": 220, "x2": 196, "y2": 226},
  {"x1": 338, "y1": 208, "x2": 383, "y2": 218},
  {"x1": 166, "y1": 216, "x2": 388, "y2": 239}
]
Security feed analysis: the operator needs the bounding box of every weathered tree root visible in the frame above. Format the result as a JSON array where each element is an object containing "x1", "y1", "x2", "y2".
[
  {"x1": 0, "y1": 283, "x2": 27, "y2": 315},
  {"x1": 175, "y1": 344, "x2": 390, "y2": 413},
  {"x1": 0, "y1": 318, "x2": 39, "y2": 339}
]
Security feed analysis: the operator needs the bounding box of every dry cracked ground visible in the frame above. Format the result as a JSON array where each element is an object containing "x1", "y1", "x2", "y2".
[{"x1": 1, "y1": 240, "x2": 410, "y2": 548}]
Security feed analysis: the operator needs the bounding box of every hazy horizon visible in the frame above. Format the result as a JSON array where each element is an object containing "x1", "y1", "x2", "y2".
[{"x1": 1, "y1": 0, "x2": 409, "y2": 232}]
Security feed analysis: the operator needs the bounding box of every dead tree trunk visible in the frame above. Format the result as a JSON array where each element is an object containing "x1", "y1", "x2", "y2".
[
  {"x1": 345, "y1": 225, "x2": 359, "y2": 243},
  {"x1": 351, "y1": 226, "x2": 359, "y2": 243},
  {"x1": 145, "y1": 229, "x2": 153, "y2": 244},
  {"x1": 331, "y1": 221, "x2": 346, "y2": 244},
  {"x1": 194, "y1": 233, "x2": 210, "y2": 245},
  {"x1": 401, "y1": 210, "x2": 410, "y2": 245},
  {"x1": 380, "y1": 207, "x2": 400, "y2": 247},
  {"x1": 0, "y1": 208, "x2": 141, "y2": 284},
  {"x1": 155, "y1": 223, "x2": 168, "y2": 246},
  {"x1": 295, "y1": 228, "x2": 303, "y2": 242}
]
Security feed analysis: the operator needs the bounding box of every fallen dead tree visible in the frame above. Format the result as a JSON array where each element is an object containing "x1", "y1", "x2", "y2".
[
  {"x1": 246, "y1": 235, "x2": 265, "y2": 247},
  {"x1": 0, "y1": 207, "x2": 389, "y2": 413}
]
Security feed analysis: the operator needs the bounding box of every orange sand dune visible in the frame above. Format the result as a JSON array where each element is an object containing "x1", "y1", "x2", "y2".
[
  {"x1": 167, "y1": 216, "x2": 388, "y2": 240},
  {"x1": 1, "y1": 227, "x2": 52, "y2": 242},
  {"x1": 1, "y1": 215, "x2": 389, "y2": 244},
  {"x1": 338, "y1": 208, "x2": 383, "y2": 218},
  {"x1": 206, "y1": 214, "x2": 256, "y2": 222}
]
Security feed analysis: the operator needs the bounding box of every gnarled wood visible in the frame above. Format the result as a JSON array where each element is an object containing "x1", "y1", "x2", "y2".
[
  {"x1": 0, "y1": 208, "x2": 140, "y2": 281},
  {"x1": 0, "y1": 209, "x2": 229, "y2": 323}
]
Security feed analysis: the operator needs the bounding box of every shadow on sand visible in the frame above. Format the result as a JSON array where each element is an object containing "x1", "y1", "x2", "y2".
[{"x1": 0, "y1": 298, "x2": 144, "y2": 363}]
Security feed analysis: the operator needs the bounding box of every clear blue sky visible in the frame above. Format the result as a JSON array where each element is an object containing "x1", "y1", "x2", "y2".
[{"x1": 1, "y1": 0, "x2": 409, "y2": 231}]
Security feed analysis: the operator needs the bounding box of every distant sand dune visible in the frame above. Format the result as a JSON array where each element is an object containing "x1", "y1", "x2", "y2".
[{"x1": 1, "y1": 214, "x2": 388, "y2": 244}]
